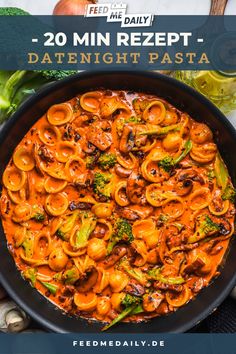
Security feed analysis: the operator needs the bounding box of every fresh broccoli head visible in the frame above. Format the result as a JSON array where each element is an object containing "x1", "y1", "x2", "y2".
[
  {"x1": 0, "y1": 7, "x2": 30, "y2": 15},
  {"x1": 98, "y1": 153, "x2": 117, "y2": 170},
  {"x1": 0, "y1": 70, "x2": 78, "y2": 123},
  {"x1": 188, "y1": 215, "x2": 220, "y2": 244},
  {"x1": 93, "y1": 172, "x2": 113, "y2": 200},
  {"x1": 40, "y1": 70, "x2": 77, "y2": 81},
  {"x1": 222, "y1": 185, "x2": 236, "y2": 203},
  {"x1": 107, "y1": 219, "x2": 134, "y2": 253}
]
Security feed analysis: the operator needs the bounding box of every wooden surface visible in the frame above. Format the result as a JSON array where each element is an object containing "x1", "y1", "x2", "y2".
[{"x1": 210, "y1": 0, "x2": 228, "y2": 14}]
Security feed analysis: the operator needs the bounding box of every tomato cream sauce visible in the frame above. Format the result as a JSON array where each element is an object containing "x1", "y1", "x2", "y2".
[{"x1": 0, "y1": 90, "x2": 235, "y2": 330}]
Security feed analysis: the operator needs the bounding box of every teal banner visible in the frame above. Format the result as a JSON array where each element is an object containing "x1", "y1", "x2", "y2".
[
  {"x1": 0, "y1": 15, "x2": 235, "y2": 70},
  {"x1": 0, "y1": 333, "x2": 236, "y2": 354}
]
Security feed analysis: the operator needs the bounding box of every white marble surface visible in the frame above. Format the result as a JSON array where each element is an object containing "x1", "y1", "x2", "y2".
[{"x1": 0, "y1": 0, "x2": 211, "y2": 15}]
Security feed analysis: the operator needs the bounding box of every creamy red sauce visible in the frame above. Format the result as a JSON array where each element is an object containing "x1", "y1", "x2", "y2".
[{"x1": 0, "y1": 90, "x2": 235, "y2": 330}]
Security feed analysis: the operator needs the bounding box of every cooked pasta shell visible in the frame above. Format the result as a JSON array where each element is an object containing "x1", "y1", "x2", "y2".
[
  {"x1": 12, "y1": 203, "x2": 32, "y2": 223},
  {"x1": 13, "y1": 147, "x2": 35, "y2": 172},
  {"x1": 94, "y1": 268, "x2": 110, "y2": 293},
  {"x1": 47, "y1": 103, "x2": 73, "y2": 126},
  {"x1": 109, "y1": 270, "x2": 129, "y2": 293},
  {"x1": 190, "y1": 143, "x2": 217, "y2": 164},
  {"x1": 44, "y1": 176, "x2": 67, "y2": 194},
  {"x1": 38, "y1": 123, "x2": 61, "y2": 146},
  {"x1": 34, "y1": 232, "x2": 52, "y2": 259},
  {"x1": 162, "y1": 197, "x2": 185, "y2": 219},
  {"x1": 189, "y1": 188, "x2": 212, "y2": 210},
  {"x1": 80, "y1": 91, "x2": 102, "y2": 113},
  {"x1": 141, "y1": 159, "x2": 168, "y2": 183},
  {"x1": 74, "y1": 292, "x2": 98, "y2": 311},
  {"x1": 8, "y1": 188, "x2": 26, "y2": 204},
  {"x1": 166, "y1": 285, "x2": 190, "y2": 307},
  {"x1": 116, "y1": 151, "x2": 137, "y2": 170},
  {"x1": 132, "y1": 219, "x2": 156, "y2": 239},
  {"x1": 55, "y1": 141, "x2": 77, "y2": 163},
  {"x1": 100, "y1": 96, "x2": 130, "y2": 118},
  {"x1": 45, "y1": 193, "x2": 69, "y2": 216},
  {"x1": 92, "y1": 203, "x2": 113, "y2": 218},
  {"x1": 143, "y1": 100, "x2": 166, "y2": 125},
  {"x1": 146, "y1": 184, "x2": 175, "y2": 207},
  {"x1": 131, "y1": 239, "x2": 148, "y2": 267},
  {"x1": 209, "y1": 199, "x2": 229, "y2": 216},
  {"x1": 3, "y1": 166, "x2": 26, "y2": 192},
  {"x1": 65, "y1": 156, "x2": 86, "y2": 182},
  {"x1": 113, "y1": 181, "x2": 129, "y2": 207},
  {"x1": 62, "y1": 242, "x2": 86, "y2": 257}
]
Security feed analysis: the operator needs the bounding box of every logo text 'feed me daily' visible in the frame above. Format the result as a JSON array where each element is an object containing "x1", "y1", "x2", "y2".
[{"x1": 85, "y1": 2, "x2": 154, "y2": 27}]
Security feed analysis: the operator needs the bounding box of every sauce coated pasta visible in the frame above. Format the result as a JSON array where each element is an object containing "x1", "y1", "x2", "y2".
[{"x1": 1, "y1": 90, "x2": 235, "y2": 330}]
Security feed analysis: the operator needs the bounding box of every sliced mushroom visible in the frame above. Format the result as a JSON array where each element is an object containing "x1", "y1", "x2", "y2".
[
  {"x1": 175, "y1": 179, "x2": 193, "y2": 196},
  {"x1": 126, "y1": 170, "x2": 147, "y2": 204},
  {"x1": 103, "y1": 245, "x2": 127, "y2": 269},
  {"x1": 116, "y1": 205, "x2": 153, "y2": 220},
  {"x1": 119, "y1": 125, "x2": 135, "y2": 153},
  {"x1": 75, "y1": 266, "x2": 98, "y2": 293},
  {"x1": 114, "y1": 164, "x2": 132, "y2": 178},
  {"x1": 177, "y1": 169, "x2": 205, "y2": 185},
  {"x1": 125, "y1": 280, "x2": 145, "y2": 297},
  {"x1": 154, "y1": 282, "x2": 183, "y2": 293}
]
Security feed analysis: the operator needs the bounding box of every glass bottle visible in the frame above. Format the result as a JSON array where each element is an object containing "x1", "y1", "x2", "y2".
[{"x1": 174, "y1": 71, "x2": 236, "y2": 114}]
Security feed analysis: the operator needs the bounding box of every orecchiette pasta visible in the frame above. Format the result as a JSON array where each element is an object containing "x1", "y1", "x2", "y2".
[{"x1": 0, "y1": 90, "x2": 235, "y2": 331}]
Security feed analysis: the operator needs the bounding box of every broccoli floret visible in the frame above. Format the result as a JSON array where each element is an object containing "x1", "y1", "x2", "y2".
[
  {"x1": 132, "y1": 98, "x2": 149, "y2": 116},
  {"x1": 188, "y1": 215, "x2": 220, "y2": 244},
  {"x1": 32, "y1": 213, "x2": 45, "y2": 222},
  {"x1": 119, "y1": 259, "x2": 147, "y2": 285},
  {"x1": 93, "y1": 172, "x2": 113, "y2": 200},
  {"x1": 56, "y1": 212, "x2": 79, "y2": 241},
  {"x1": 107, "y1": 219, "x2": 134, "y2": 253},
  {"x1": 75, "y1": 213, "x2": 97, "y2": 248},
  {"x1": 222, "y1": 185, "x2": 236, "y2": 203},
  {"x1": 121, "y1": 294, "x2": 141, "y2": 307},
  {"x1": 207, "y1": 169, "x2": 215, "y2": 181},
  {"x1": 158, "y1": 214, "x2": 169, "y2": 224},
  {"x1": 40, "y1": 281, "x2": 58, "y2": 295},
  {"x1": 158, "y1": 140, "x2": 192, "y2": 173},
  {"x1": 56, "y1": 229, "x2": 66, "y2": 241},
  {"x1": 98, "y1": 153, "x2": 117, "y2": 170},
  {"x1": 148, "y1": 268, "x2": 185, "y2": 285},
  {"x1": 0, "y1": 7, "x2": 30, "y2": 15},
  {"x1": 22, "y1": 268, "x2": 37, "y2": 287},
  {"x1": 40, "y1": 70, "x2": 77, "y2": 81},
  {"x1": 86, "y1": 155, "x2": 97, "y2": 169},
  {"x1": 62, "y1": 267, "x2": 80, "y2": 285},
  {"x1": 158, "y1": 156, "x2": 174, "y2": 173},
  {"x1": 199, "y1": 215, "x2": 220, "y2": 237},
  {"x1": 126, "y1": 116, "x2": 141, "y2": 124},
  {"x1": 102, "y1": 294, "x2": 142, "y2": 331}
]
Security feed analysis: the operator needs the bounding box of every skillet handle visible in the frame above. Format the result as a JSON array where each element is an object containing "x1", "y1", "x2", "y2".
[{"x1": 210, "y1": 0, "x2": 228, "y2": 15}]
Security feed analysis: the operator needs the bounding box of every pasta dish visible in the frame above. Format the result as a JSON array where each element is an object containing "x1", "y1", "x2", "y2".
[{"x1": 0, "y1": 90, "x2": 235, "y2": 330}]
